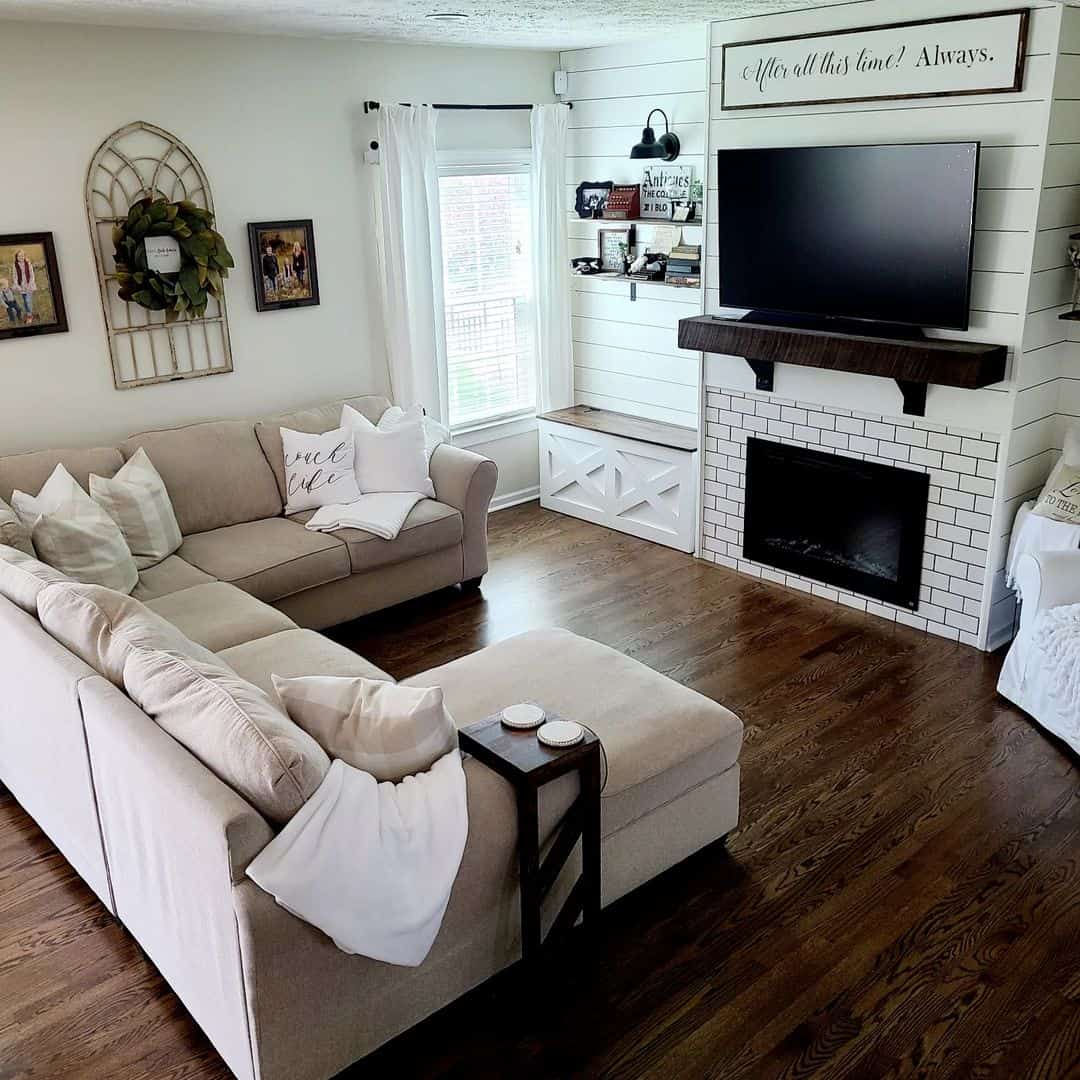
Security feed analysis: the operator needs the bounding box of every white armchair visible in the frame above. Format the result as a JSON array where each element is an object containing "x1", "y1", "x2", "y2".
[{"x1": 999, "y1": 550, "x2": 1080, "y2": 752}]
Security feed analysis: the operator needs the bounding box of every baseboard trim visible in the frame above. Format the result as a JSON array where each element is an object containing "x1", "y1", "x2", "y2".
[{"x1": 490, "y1": 485, "x2": 540, "y2": 513}]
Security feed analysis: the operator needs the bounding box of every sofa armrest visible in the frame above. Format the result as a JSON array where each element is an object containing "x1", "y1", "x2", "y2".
[
  {"x1": 1016, "y1": 550, "x2": 1080, "y2": 634},
  {"x1": 429, "y1": 443, "x2": 498, "y2": 581},
  {"x1": 79, "y1": 674, "x2": 271, "y2": 1080}
]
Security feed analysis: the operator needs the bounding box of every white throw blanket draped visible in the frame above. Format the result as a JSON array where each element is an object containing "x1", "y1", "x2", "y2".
[
  {"x1": 1033, "y1": 602, "x2": 1080, "y2": 711},
  {"x1": 1005, "y1": 501, "x2": 1080, "y2": 589},
  {"x1": 304, "y1": 492, "x2": 425, "y2": 540},
  {"x1": 246, "y1": 751, "x2": 468, "y2": 967}
]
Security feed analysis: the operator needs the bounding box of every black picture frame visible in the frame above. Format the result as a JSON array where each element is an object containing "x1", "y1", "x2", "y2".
[
  {"x1": 247, "y1": 219, "x2": 320, "y2": 312},
  {"x1": 0, "y1": 232, "x2": 68, "y2": 342},
  {"x1": 575, "y1": 181, "x2": 614, "y2": 219}
]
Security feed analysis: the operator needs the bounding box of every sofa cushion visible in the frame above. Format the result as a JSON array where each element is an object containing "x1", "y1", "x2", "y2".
[
  {"x1": 289, "y1": 500, "x2": 463, "y2": 574},
  {"x1": 0, "y1": 445, "x2": 123, "y2": 505},
  {"x1": 121, "y1": 420, "x2": 282, "y2": 536},
  {"x1": 0, "y1": 544, "x2": 71, "y2": 614},
  {"x1": 404, "y1": 628, "x2": 743, "y2": 830},
  {"x1": 179, "y1": 519, "x2": 350, "y2": 603},
  {"x1": 145, "y1": 581, "x2": 296, "y2": 653},
  {"x1": 0, "y1": 497, "x2": 34, "y2": 556},
  {"x1": 255, "y1": 395, "x2": 390, "y2": 503},
  {"x1": 131, "y1": 555, "x2": 216, "y2": 602},
  {"x1": 218, "y1": 628, "x2": 393, "y2": 697},
  {"x1": 37, "y1": 581, "x2": 223, "y2": 686},
  {"x1": 123, "y1": 646, "x2": 330, "y2": 825}
]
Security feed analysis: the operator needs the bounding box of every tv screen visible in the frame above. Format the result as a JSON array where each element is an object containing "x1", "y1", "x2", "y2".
[{"x1": 716, "y1": 143, "x2": 979, "y2": 331}]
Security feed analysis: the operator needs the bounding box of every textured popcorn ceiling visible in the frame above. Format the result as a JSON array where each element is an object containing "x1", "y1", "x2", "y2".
[{"x1": 11, "y1": 0, "x2": 840, "y2": 49}]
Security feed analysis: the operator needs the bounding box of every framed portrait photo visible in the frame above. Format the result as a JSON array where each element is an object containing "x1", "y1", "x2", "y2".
[
  {"x1": 247, "y1": 220, "x2": 320, "y2": 312},
  {"x1": 0, "y1": 233, "x2": 68, "y2": 342},
  {"x1": 575, "y1": 181, "x2": 614, "y2": 219}
]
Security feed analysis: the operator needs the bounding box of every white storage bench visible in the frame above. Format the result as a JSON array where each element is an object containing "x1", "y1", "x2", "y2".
[{"x1": 538, "y1": 406, "x2": 699, "y2": 553}]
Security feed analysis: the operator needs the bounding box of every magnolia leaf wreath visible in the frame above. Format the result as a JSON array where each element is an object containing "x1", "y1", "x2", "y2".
[{"x1": 112, "y1": 197, "x2": 235, "y2": 322}]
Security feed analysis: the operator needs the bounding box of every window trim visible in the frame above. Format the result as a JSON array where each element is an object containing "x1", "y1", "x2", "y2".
[{"x1": 437, "y1": 149, "x2": 537, "y2": 438}]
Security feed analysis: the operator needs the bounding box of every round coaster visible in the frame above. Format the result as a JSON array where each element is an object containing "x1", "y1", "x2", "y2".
[
  {"x1": 501, "y1": 703, "x2": 546, "y2": 730},
  {"x1": 537, "y1": 720, "x2": 584, "y2": 748}
]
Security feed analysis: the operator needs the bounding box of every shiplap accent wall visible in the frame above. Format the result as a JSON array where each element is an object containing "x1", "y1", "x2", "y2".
[
  {"x1": 702, "y1": 0, "x2": 1073, "y2": 650},
  {"x1": 558, "y1": 29, "x2": 709, "y2": 430},
  {"x1": 988, "y1": 4, "x2": 1080, "y2": 648}
]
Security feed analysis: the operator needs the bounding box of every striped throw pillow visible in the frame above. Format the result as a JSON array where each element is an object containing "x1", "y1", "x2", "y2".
[
  {"x1": 90, "y1": 448, "x2": 182, "y2": 569},
  {"x1": 12, "y1": 464, "x2": 138, "y2": 594},
  {"x1": 271, "y1": 675, "x2": 458, "y2": 782}
]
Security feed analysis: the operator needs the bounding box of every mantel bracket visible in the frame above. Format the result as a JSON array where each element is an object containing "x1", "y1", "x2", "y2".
[
  {"x1": 746, "y1": 358, "x2": 774, "y2": 392},
  {"x1": 896, "y1": 380, "x2": 927, "y2": 417}
]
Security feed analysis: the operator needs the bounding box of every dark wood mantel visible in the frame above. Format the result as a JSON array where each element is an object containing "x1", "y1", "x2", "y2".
[{"x1": 677, "y1": 316, "x2": 1008, "y2": 416}]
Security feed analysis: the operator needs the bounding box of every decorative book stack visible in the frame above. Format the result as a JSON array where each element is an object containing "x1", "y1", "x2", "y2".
[{"x1": 665, "y1": 244, "x2": 701, "y2": 287}]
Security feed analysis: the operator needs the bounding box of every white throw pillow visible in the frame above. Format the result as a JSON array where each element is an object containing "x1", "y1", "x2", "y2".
[
  {"x1": 37, "y1": 581, "x2": 224, "y2": 686},
  {"x1": 0, "y1": 544, "x2": 71, "y2": 614},
  {"x1": 1033, "y1": 459, "x2": 1080, "y2": 524},
  {"x1": 377, "y1": 404, "x2": 449, "y2": 464},
  {"x1": 341, "y1": 404, "x2": 436, "y2": 497},
  {"x1": 0, "y1": 497, "x2": 34, "y2": 556},
  {"x1": 89, "y1": 448, "x2": 182, "y2": 569},
  {"x1": 271, "y1": 675, "x2": 457, "y2": 782},
  {"x1": 281, "y1": 426, "x2": 362, "y2": 515},
  {"x1": 12, "y1": 464, "x2": 138, "y2": 594}
]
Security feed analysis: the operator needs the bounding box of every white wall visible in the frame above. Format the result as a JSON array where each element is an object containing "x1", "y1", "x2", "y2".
[
  {"x1": 559, "y1": 28, "x2": 708, "y2": 430},
  {"x1": 0, "y1": 21, "x2": 554, "y2": 498}
]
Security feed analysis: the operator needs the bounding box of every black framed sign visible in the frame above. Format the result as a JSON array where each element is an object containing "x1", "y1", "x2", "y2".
[
  {"x1": 721, "y1": 9, "x2": 1029, "y2": 111},
  {"x1": 0, "y1": 232, "x2": 68, "y2": 342},
  {"x1": 248, "y1": 219, "x2": 320, "y2": 312}
]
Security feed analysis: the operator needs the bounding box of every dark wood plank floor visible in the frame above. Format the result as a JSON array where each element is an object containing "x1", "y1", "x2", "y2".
[{"x1": 2, "y1": 502, "x2": 1078, "y2": 1079}]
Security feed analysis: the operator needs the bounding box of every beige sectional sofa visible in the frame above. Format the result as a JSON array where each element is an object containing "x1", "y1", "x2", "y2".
[{"x1": 0, "y1": 395, "x2": 743, "y2": 1080}]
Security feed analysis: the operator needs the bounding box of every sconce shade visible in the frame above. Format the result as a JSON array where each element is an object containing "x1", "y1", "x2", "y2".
[{"x1": 629, "y1": 109, "x2": 680, "y2": 162}]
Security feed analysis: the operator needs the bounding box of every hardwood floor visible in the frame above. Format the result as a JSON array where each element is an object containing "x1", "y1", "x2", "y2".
[{"x1": 2, "y1": 502, "x2": 1078, "y2": 1079}]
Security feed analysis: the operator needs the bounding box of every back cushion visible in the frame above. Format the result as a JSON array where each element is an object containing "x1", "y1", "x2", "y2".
[
  {"x1": 0, "y1": 446, "x2": 123, "y2": 505},
  {"x1": 124, "y1": 646, "x2": 330, "y2": 823},
  {"x1": 0, "y1": 544, "x2": 71, "y2": 614},
  {"x1": 255, "y1": 395, "x2": 390, "y2": 503},
  {"x1": 37, "y1": 581, "x2": 223, "y2": 686},
  {"x1": 121, "y1": 420, "x2": 282, "y2": 536}
]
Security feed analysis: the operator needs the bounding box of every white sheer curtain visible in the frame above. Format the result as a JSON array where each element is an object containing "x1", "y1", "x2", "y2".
[
  {"x1": 375, "y1": 105, "x2": 449, "y2": 425},
  {"x1": 530, "y1": 104, "x2": 573, "y2": 415}
]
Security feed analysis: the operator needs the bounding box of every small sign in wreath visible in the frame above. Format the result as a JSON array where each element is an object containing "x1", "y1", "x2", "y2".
[{"x1": 112, "y1": 197, "x2": 234, "y2": 321}]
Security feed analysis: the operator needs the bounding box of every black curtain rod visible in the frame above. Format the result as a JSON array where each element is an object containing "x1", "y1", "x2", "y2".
[{"x1": 363, "y1": 100, "x2": 571, "y2": 114}]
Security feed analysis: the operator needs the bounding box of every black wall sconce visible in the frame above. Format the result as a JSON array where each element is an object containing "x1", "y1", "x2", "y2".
[{"x1": 630, "y1": 109, "x2": 680, "y2": 162}]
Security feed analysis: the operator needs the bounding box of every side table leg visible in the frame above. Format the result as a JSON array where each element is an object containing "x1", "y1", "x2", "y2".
[
  {"x1": 517, "y1": 787, "x2": 541, "y2": 962},
  {"x1": 582, "y1": 751, "x2": 602, "y2": 928}
]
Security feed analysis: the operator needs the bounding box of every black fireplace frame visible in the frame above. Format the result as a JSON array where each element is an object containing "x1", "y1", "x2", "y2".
[{"x1": 743, "y1": 436, "x2": 929, "y2": 609}]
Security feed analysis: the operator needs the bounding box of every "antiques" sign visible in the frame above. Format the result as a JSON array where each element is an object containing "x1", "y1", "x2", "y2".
[
  {"x1": 722, "y1": 10, "x2": 1028, "y2": 111},
  {"x1": 641, "y1": 165, "x2": 694, "y2": 220}
]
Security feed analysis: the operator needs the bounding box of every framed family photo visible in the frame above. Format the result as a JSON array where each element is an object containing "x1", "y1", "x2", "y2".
[
  {"x1": 0, "y1": 232, "x2": 68, "y2": 341},
  {"x1": 247, "y1": 219, "x2": 320, "y2": 312}
]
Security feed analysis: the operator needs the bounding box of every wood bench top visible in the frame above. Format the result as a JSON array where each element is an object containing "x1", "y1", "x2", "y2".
[{"x1": 538, "y1": 406, "x2": 698, "y2": 453}]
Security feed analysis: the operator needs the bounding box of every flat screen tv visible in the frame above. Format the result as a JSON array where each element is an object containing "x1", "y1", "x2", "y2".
[{"x1": 716, "y1": 142, "x2": 979, "y2": 331}]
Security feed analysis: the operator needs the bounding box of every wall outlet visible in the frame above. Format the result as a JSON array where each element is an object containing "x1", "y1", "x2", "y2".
[{"x1": 554, "y1": 69, "x2": 568, "y2": 96}]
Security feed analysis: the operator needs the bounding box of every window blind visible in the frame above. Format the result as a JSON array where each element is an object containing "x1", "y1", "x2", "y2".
[{"x1": 438, "y1": 169, "x2": 536, "y2": 428}]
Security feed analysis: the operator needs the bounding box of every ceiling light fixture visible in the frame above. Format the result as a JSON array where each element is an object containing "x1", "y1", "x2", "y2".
[{"x1": 630, "y1": 108, "x2": 680, "y2": 162}]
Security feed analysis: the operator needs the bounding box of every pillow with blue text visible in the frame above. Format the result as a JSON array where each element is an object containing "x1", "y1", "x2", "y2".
[{"x1": 281, "y1": 426, "x2": 362, "y2": 515}]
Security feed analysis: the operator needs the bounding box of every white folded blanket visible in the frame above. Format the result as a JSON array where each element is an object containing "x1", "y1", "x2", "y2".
[
  {"x1": 1006, "y1": 501, "x2": 1080, "y2": 589},
  {"x1": 247, "y1": 751, "x2": 468, "y2": 966},
  {"x1": 304, "y1": 492, "x2": 425, "y2": 540}
]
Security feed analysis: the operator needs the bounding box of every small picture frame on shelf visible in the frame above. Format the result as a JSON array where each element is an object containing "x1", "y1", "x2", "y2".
[
  {"x1": 575, "y1": 181, "x2": 614, "y2": 219},
  {"x1": 671, "y1": 201, "x2": 696, "y2": 223},
  {"x1": 598, "y1": 227, "x2": 634, "y2": 272}
]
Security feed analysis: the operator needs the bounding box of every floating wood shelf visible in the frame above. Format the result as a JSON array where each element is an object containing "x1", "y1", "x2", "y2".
[{"x1": 677, "y1": 316, "x2": 1008, "y2": 416}]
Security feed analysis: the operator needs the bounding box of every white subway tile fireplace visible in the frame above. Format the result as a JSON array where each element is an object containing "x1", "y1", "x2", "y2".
[{"x1": 699, "y1": 387, "x2": 1001, "y2": 649}]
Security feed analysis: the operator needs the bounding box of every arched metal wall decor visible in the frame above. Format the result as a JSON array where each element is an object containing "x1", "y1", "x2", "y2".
[{"x1": 86, "y1": 121, "x2": 233, "y2": 389}]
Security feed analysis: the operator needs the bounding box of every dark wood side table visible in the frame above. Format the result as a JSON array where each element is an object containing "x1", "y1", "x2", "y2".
[{"x1": 458, "y1": 710, "x2": 602, "y2": 962}]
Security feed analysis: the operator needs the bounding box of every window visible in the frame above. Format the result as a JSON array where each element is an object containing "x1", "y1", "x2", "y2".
[{"x1": 438, "y1": 156, "x2": 536, "y2": 431}]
